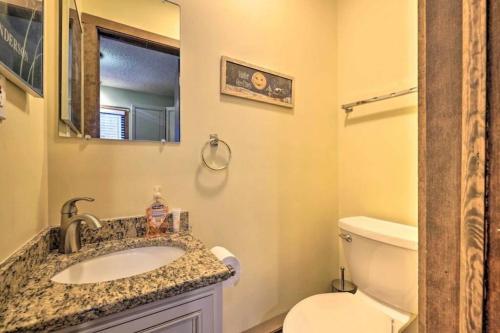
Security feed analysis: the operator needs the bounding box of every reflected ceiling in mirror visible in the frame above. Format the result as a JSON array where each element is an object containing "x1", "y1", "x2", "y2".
[{"x1": 59, "y1": 0, "x2": 180, "y2": 143}]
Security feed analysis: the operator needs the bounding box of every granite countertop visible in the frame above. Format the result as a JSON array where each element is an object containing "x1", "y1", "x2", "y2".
[{"x1": 0, "y1": 232, "x2": 232, "y2": 332}]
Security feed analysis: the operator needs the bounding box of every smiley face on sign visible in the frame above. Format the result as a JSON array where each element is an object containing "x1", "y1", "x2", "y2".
[{"x1": 251, "y1": 72, "x2": 267, "y2": 90}]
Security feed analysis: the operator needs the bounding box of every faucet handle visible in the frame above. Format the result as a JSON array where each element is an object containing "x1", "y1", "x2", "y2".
[{"x1": 61, "y1": 197, "x2": 95, "y2": 215}]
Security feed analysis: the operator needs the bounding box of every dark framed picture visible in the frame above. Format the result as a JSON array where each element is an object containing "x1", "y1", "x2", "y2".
[
  {"x1": 0, "y1": 0, "x2": 44, "y2": 97},
  {"x1": 221, "y1": 56, "x2": 294, "y2": 108}
]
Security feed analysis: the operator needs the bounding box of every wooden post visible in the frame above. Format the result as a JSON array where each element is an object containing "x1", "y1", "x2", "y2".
[
  {"x1": 486, "y1": 1, "x2": 500, "y2": 332},
  {"x1": 419, "y1": 0, "x2": 487, "y2": 332},
  {"x1": 460, "y1": 0, "x2": 487, "y2": 331}
]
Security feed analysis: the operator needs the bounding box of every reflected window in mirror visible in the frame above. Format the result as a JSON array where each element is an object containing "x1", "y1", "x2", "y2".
[
  {"x1": 58, "y1": 0, "x2": 180, "y2": 143},
  {"x1": 98, "y1": 33, "x2": 179, "y2": 141},
  {"x1": 99, "y1": 106, "x2": 129, "y2": 140}
]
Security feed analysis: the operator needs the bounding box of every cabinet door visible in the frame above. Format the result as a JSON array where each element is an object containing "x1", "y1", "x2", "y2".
[
  {"x1": 136, "y1": 312, "x2": 201, "y2": 333},
  {"x1": 98, "y1": 296, "x2": 213, "y2": 333}
]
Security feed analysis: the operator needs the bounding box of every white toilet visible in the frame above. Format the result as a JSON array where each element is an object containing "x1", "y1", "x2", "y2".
[{"x1": 284, "y1": 216, "x2": 418, "y2": 333}]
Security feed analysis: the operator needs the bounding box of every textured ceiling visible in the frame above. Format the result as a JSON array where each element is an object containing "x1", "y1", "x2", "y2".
[{"x1": 100, "y1": 36, "x2": 179, "y2": 96}]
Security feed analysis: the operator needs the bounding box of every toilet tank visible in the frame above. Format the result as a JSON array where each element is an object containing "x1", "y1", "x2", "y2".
[{"x1": 339, "y1": 217, "x2": 418, "y2": 314}]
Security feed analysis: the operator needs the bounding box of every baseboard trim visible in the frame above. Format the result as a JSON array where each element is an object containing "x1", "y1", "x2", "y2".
[{"x1": 242, "y1": 312, "x2": 287, "y2": 333}]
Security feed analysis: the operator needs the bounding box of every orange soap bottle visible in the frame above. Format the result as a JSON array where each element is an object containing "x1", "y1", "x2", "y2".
[{"x1": 146, "y1": 186, "x2": 169, "y2": 237}]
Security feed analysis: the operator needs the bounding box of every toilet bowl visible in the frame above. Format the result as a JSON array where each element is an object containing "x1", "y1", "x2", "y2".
[
  {"x1": 284, "y1": 291, "x2": 414, "y2": 333},
  {"x1": 284, "y1": 217, "x2": 418, "y2": 333}
]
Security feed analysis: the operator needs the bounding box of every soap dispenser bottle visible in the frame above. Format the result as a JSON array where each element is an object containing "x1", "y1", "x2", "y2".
[{"x1": 146, "y1": 186, "x2": 169, "y2": 237}]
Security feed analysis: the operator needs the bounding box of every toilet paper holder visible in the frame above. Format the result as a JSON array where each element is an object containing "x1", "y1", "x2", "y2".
[
  {"x1": 226, "y1": 264, "x2": 237, "y2": 277},
  {"x1": 210, "y1": 246, "x2": 240, "y2": 287}
]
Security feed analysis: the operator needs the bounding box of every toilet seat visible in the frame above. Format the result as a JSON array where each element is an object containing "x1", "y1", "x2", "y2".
[{"x1": 283, "y1": 291, "x2": 414, "y2": 333}]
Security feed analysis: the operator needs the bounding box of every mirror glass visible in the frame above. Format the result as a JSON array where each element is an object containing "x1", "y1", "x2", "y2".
[{"x1": 59, "y1": 0, "x2": 180, "y2": 142}]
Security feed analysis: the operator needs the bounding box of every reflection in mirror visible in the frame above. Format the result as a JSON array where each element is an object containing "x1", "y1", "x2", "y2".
[
  {"x1": 98, "y1": 33, "x2": 179, "y2": 141},
  {"x1": 58, "y1": 0, "x2": 180, "y2": 142},
  {"x1": 59, "y1": 0, "x2": 82, "y2": 134}
]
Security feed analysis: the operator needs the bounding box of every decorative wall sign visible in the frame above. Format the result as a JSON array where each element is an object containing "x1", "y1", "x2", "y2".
[
  {"x1": 0, "y1": 0, "x2": 44, "y2": 96},
  {"x1": 221, "y1": 56, "x2": 294, "y2": 108}
]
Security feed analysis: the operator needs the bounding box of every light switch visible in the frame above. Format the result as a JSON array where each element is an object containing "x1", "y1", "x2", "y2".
[{"x1": 0, "y1": 75, "x2": 6, "y2": 122}]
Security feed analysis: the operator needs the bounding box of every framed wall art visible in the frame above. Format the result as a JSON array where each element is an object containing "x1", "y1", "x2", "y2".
[
  {"x1": 0, "y1": 0, "x2": 44, "y2": 96},
  {"x1": 221, "y1": 56, "x2": 294, "y2": 108}
]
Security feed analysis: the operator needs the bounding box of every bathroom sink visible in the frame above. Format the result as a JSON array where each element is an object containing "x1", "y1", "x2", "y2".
[{"x1": 51, "y1": 246, "x2": 186, "y2": 284}]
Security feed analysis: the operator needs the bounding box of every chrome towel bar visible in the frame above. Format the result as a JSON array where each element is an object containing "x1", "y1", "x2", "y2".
[{"x1": 341, "y1": 87, "x2": 418, "y2": 113}]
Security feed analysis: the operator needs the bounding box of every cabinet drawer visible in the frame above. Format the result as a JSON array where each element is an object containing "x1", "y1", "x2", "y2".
[{"x1": 98, "y1": 296, "x2": 213, "y2": 333}]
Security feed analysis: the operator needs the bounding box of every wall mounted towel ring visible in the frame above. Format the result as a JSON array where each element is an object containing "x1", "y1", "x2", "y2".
[{"x1": 201, "y1": 134, "x2": 232, "y2": 171}]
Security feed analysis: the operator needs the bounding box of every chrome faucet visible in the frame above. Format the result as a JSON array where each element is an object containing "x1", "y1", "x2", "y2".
[{"x1": 59, "y1": 197, "x2": 102, "y2": 254}]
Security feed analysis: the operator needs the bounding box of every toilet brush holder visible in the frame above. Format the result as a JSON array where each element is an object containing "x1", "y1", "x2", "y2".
[
  {"x1": 331, "y1": 279, "x2": 357, "y2": 293},
  {"x1": 331, "y1": 266, "x2": 357, "y2": 294}
]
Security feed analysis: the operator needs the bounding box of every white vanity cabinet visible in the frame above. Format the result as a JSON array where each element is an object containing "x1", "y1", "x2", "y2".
[{"x1": 59, "y1": 284, "x2": 223, "y2": 333}]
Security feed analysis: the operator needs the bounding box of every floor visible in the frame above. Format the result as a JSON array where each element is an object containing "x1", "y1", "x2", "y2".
[{"x1": 242, "y1": 313, "x2": 286, "y2": 333}]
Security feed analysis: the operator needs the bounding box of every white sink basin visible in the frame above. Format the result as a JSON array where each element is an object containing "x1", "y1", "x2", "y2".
[{"x1": 52, "y1": 246, "x2": 186, "y2": 284}]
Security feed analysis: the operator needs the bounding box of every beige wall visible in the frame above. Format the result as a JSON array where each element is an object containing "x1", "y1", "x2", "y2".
[
  {"x1": 337, "y1": 0, "x2": 418, "y2": 226},
  {"x1": 0, "y1": 82, "x2": 48, "y2": 262},
  {"x1": 0, "y1": 0, "x2": 56, "y2": 262},
  {"x1": 47, "y1": 0, "x2": 338, "y2": 331}
]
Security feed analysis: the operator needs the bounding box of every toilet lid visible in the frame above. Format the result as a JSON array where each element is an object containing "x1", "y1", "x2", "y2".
[{"x1": 283, "y1": 293, "x2": 408, "y2": 333}]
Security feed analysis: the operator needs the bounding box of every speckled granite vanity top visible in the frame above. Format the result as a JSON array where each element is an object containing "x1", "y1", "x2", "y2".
[{"x1": 0, "y1": 215, "x2": 232, "y2": 332}]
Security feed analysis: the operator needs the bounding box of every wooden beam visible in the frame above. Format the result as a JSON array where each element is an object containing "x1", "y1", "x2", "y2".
[
  {"x1": 82, "y1": 13, "x2": 100, "y2": 138},
  {"x1": 419, "y1": 0, "x2": 486, "y2": 332},
  {"x1": 485, "y1": 1, "x2": 500, "y2": 332},
  {"x1": 459, "y1": 0, "x2": 486, "y2": 331},
  {"x1": 417, "y1": 0, "x2": 427, "y2": 330},
  {"x1": 419, "y1": 0, "x2": 463, "y2": 331}
]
